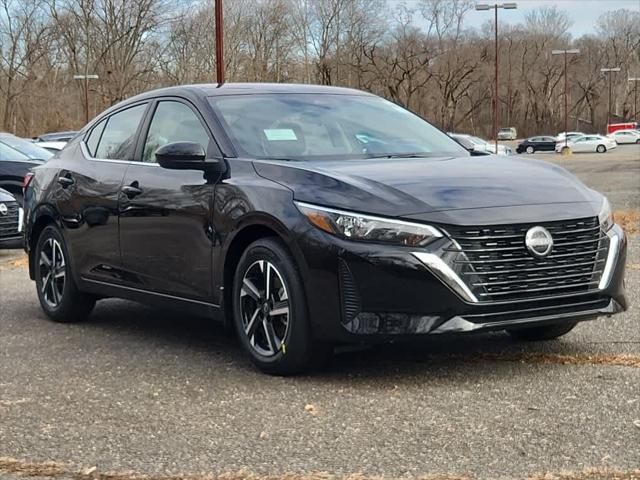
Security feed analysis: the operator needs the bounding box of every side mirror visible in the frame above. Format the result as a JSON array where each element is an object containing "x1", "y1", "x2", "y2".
[{"x1": 156, "y1": 142, "x2": 208, "y2": 170}]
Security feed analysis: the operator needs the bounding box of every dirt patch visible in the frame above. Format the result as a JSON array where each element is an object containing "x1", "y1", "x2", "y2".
[
  {"x1": 470, "y1": 352, "x2": 640, "y2": 369},
  {"x1": 526, "y1": 468, "x2": 640, "y2": 479},
  {"x1": 2, "y1": 458, "x2": 639, "y2": 480},
  {"x1": 0, "y1": 252, "x2": 28, "y2": 271},
  {"x1": 614, "y1": 209, "x2": 640, "y2": 235},
  {"x1": 0, "y1": 459, "x2": 471, "y2": 480}
]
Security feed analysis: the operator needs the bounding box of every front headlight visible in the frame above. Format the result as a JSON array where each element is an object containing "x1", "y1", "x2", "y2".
[
  {"x1": 295, "y1": 201, "x2": 442, "y2": 247},
  {"x1": 599, "y1": 197, "x2": 614, "y2": 232}
]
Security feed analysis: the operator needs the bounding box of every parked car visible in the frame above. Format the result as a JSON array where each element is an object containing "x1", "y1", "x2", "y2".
[
  {"x1": 606, "y1": 122, "x2": 638, "y2": 134},
  {"x1": 33, "y1": 131, "x2": 78, "y2": 143},
  {"x1": 556, "y1": 131, "x2": 584, "y2": 142},
  {"x1": 0, "y1": 133, "x2": 52, "y2": 203},
  {"x1": 448, "y1": 133, "x2": 512, "y2": 155},
  {"x1": 516, "y1": 136, "x2": 557, "y2": 154},
  {"x1": 556, "y1": 134, "x2": 617, "y2": 154},
  {"x1": 607, "y1": 129, "x2": 640, "y2": 144},
  {"x1": 0, "y1": 187, "x2": 23, "y2": 249},
  {"x1": 497, "y1": 127, "x2": 517, "y2": 140},
  {"x1": 24, "y1": 83, "x2": 627, "y2": 375},
  {"x1": 36, "y1": 141, "x2": 67, "y2": 153},
  {"x1": 448, "y1": 133, "x2": 489, "y2": 155}
]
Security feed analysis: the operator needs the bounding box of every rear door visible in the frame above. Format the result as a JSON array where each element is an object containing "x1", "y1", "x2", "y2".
[
  {"x1": 55, "y1": 102, "x2": 149, "y2": 282},
  {"x1": 118, "y1": 98, "x2": 220, "y2": 301}
]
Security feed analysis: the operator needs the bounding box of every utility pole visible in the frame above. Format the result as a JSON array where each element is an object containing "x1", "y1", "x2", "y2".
[
  {"x1": 552, "y1": 49, "x2": 579, "y2": 148},
  {"x1": 475, "y1": 3, "x2": 517, "y2": 153},
  {"x1": 628, "y1": 77, "x2": 640, "y2": 120},
  {"x1": 73, "y1": 74, "x2": 99, "y2": 124},
  {"x1": 601, "y1": 67, "x2": 621, "y2": 125},
  {"x1": 215, "y1": 0, "x2": 224, "y2": 84}
]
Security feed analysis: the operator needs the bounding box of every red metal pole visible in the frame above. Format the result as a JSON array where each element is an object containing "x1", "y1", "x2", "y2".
[
  {"x1": 564, "y1": 52, "x2": 568, "y2": 148},
  {"x1": 215, "y1": 0, "x2": 224, "y2": 84},
  {"x1": 494, "y1": 4, "x2": 499, "y2": 153}
]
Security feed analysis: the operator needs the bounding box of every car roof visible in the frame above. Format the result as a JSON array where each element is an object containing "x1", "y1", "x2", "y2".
[
  {"x1": 84, "y1": 83, "x2": 377, "y2": 133},
  {"x1": 123, "y1": 83, "x2": 373, "y2": 103}
]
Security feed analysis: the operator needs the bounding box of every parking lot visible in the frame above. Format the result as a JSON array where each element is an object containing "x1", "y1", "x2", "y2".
[{"x1": 1, "y1": 146, "x2": 639, "y2": 480}]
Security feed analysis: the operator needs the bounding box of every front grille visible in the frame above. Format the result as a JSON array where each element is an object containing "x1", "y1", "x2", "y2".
[
  {"x1": 0, "y1": 201, "x2": 20, "y2": 239},
  {"x1": 445, "y1": 217, "x2": 608, "y2": 303}
]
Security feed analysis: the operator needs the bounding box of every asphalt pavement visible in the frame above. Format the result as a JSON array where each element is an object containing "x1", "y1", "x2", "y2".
[{"x1": 0, "y1": 147, "x2": 638, "y2": 480}]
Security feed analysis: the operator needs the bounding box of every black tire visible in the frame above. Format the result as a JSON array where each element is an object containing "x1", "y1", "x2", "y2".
[
  {"x1": 596, "y1": 145, "x2": 606, "y2": 153},
  {"x1": 507, "y1": 322, "x2": 577, "y2": 341},
  {"x1": 526, "y1": 146, "x2": 535, "y2": 154},
  {"x1": 34, "y1": 225, "x2": 95, "y2": 323},
  {"x1": 232, "y1": 237, "x2": 332, "y2": 375}
]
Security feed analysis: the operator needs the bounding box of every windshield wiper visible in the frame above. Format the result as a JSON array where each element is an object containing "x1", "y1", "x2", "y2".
[{"x1": 365, "y1": 153, "x2": 432, "y2": 159}]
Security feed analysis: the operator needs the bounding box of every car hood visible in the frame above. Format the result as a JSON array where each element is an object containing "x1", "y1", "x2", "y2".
[
  {"x1": 0, "y1": 188, "x2": 16, "y2": 202},
  {"x1": 253, "y1": 155, "x2": 601, "y2": 218}
]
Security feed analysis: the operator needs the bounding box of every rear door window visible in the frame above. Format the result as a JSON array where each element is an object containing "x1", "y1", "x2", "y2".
[
  {"x1": 86, "y1": 119, "x2": 107, "y2": 157},
  {"x1": 95, "y1": 104, "x2": 147, "y2": 160}
]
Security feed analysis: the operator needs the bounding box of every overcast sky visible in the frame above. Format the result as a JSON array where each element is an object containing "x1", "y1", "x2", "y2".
[{"x1": 401, "y1": 0, "x2": 640, "y2": 38}]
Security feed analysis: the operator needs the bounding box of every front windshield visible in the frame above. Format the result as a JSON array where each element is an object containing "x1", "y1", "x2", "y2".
[
  {"x1": 469, "y1": 136, "x2": 487, "y2": 145},
  {"x1": 209, "y1": 94, "x2": 467, "y2": 160},
  {"x1": 0, "y1": 135, "x2": 53, "y2": 160}
]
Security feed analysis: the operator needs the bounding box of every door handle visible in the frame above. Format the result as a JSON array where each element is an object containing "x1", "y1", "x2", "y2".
[
  {"x1": 122, "y1": 183, "x2": 142, "y2": 198},
  {"x1": 57, "y1": 175, "x2": 75, "y2": 188}
]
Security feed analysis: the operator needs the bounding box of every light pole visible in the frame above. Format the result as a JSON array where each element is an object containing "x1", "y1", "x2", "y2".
[
  {"x1": 215, "y1": 0, "x2": 224, "y2": 84},
  {"x1": 552, "y1": 49, "x2": 579, "y2": 148},
  {"x1": 475, "y1": 3, "x2": 517, "y2": 153},
  {"x1": 601, "y1": 67, "x2": 621, "y2": 125},
  {"x1": 628, "y1": 77, "x2": 640, "y2": 120},
  {"x1": 73, "y1": 74, "x2": 99, "y2": 124}
]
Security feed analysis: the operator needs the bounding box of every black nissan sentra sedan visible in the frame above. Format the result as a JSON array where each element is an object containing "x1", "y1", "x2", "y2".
[{"x1": 23, "y1": 83, "x2": 627, "y2": 374}]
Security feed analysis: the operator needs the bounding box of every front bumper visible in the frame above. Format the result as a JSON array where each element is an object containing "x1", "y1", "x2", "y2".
[{"x1": 296, "y1": 223, "x2": 627, "y2": 343}]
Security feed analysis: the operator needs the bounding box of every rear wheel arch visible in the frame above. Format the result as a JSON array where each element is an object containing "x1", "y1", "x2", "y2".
[{"x1": 27, "y1": 208, "x2": 60, "y2": 280}]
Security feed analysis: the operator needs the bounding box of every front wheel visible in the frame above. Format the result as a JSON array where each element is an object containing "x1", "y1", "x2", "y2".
[
  {"x1": 232, "y1": 238, "x2": 332, "y2": 375},
  {"x1": 34, "y1": 225, "x2": 95, "y2": 322},
  {"x1": 526, "y1": 146, "x2": 535, "y2": 154},
  {"x1": 596, "y1": 145, "x2": 606, "y2": 153},
  {"x1": 507, "y1": 322, "x2": 577, "y2": 341}
]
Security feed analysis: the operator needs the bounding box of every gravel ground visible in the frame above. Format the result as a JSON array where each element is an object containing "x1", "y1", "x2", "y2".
[{"x1": 0, "y1": 149, "x2": 638, "y2": 480}]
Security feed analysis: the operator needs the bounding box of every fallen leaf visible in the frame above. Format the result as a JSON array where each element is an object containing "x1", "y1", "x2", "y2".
[{"x1": 304, "y1": 403, "x2": 318, "y2": 416}]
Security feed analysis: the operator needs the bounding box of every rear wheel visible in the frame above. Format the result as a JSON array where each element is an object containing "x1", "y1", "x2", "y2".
[
  {"x1": 596, "y1": 145, "x2": 606, "y2": 153},
  {"x1": 507, "y1": 322, "x2": 577, "y2": 341},
  {"x1": 232, "y1": 238, "x2": 332, "y2": 375},
  {"x1": 34, "y1": 225, "x2": 95, "y2": 323},
  {"x1": 526, "y1": 146, "x2": 535, "y2": 154}
]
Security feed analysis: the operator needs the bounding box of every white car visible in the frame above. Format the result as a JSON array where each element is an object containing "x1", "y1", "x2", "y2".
[
  {"x1": 36, "y1": 141, "x2": 67, "y2": 153},
  {"x1": 448, "y1": 133, "x2": 512, "y2": 156},
  {"x1": 607, "y1": 129, "x2": 640, "y2": 144},
  {"x1": 556, "y1": 134, "x2": 617, "y2": 153},
  {"x1": 556, "y1": 131, "x2": 584, "y2": 142}
]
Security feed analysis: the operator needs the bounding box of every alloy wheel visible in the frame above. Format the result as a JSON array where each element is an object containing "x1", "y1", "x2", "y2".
[
  {"x1": 239, "y1": 260, "x2": 290, "y2": 357},
  {"x1": 526, "y1": 146, "x2": 534, "y2": 154},
  {"x1": 39, "y1": 237, "x2": 66, "y2": 308}
]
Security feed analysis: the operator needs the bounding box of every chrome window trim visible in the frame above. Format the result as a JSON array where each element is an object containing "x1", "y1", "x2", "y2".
[{"x1": 80, "y1": 142, "x2": 159, "y2": 167}]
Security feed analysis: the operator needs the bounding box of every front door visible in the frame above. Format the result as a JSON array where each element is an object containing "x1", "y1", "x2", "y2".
[{"x1": 118, "y1": 99, "x2": 220, "y2": 302}]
